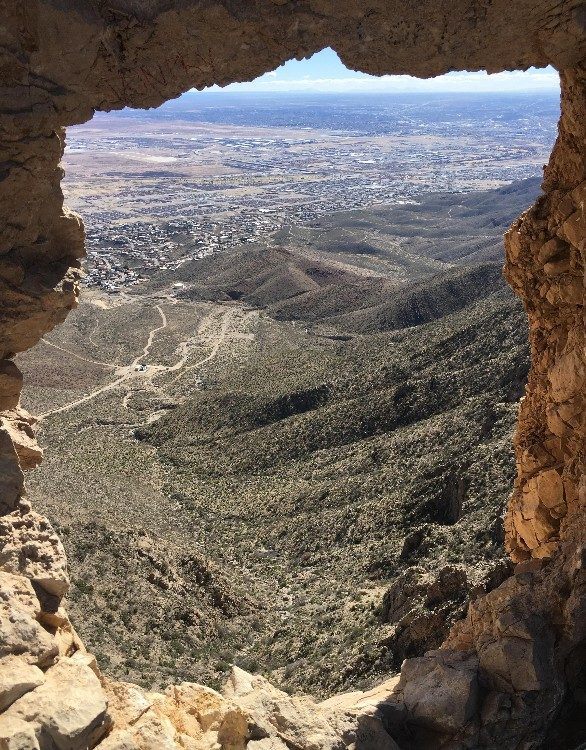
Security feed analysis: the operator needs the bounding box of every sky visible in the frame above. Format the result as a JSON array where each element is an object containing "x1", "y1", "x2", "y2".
[{"x1": 206, "y1": 48, "x2": 559, "y2": 94}]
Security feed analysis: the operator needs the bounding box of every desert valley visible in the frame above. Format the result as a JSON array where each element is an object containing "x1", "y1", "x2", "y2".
[{"x1": 17, "y1": 92, "x2": 558, "y2": 699}]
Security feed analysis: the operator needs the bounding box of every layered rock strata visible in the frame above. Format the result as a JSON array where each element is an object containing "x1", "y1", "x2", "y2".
[{"x1": 0, "y1": 1, "x2": 585, "y2": 748}]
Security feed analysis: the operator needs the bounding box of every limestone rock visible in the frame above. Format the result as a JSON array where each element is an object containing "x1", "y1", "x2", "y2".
[
  {"x1": 0, "y1": 362, "x2": 22, "y2": 412},
  {"x1": 396, "y1": 649, "x2": 479, "y2": 733},
  {"x1": 379, "y1": 565, "x2": 468, "y2": 666},
  {"x1": 39, "y1": 608, "x2": 85, "y2": 659},
  {"x1": 94, "y1": 730, "x2": 139, "y2": 750},
  {"x1": 0, "y1": 430, "x2": 23, "y2": 516},
  {"x1": 222, "y1": 667, "x2": 401, "y2": 750},
  {"x1": 100, "y1": 678, "x2": 248, "y2": 750},
  {"x1": 127, "y1": 712, "x2": 179, "y2": 750},
  {"x1": 0, "y1": 510, "x2": 69, "y2": 601},
  {"x1": 0, "y1": 572, "x2": 57, "y2": 668},
  {"x1": 548, "y1": 348, "x2": 585, "y2": 403},
  {"x1": 0, "y1": 654, "x2": 110, "y2": 750},
  {"x1": 0, "y1": 409, "x2": 42, "y2": 470},
  {"x1": 224, "y1": 667, "x2": 344, "y2": 750},
  {"x1": 247, "y1": 739, "x2": 289, "y2": 750},
  {"x1": 102, "y1": 679, "x2": 153, "y2": 729},
  {"x1": 0, "y1": 656, "x2": 44, "y2": 712},
  {"x1": 319, "y1": 676, "x2": 403, "y2": 750},
  {"x1": 0, "y1": 716, "x2": 40, "y2": 750}
]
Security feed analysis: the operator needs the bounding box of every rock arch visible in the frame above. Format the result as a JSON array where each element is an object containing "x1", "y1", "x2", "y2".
[{"x1": 0, "y1": 1, "x2": 585, "y2": 748}]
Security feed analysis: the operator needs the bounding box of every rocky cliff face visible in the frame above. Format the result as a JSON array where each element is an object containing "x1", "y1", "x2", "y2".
[{"x1": 0, "y1": 1, "x2": 585, "y2": 748}]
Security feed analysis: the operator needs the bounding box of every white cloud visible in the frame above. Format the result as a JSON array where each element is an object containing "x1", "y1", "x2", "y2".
[
  {"x1": 206, "y1": 69, "x2": 558, "y2": 95},
  {"x1": 195, "y1": 48, "x2": 559, "y2": 95}
]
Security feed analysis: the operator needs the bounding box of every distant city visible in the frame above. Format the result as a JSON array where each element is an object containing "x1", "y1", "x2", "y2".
[{"x1": 63, "y1": 92, "x2": 559, "y2": 292}]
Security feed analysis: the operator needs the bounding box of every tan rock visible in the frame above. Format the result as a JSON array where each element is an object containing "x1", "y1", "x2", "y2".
[
  {"x1": 319, "y1": 677, "x2": 402, "y2": 750},
  {"x1": 0, "y1": 572, "x2": 58, "y2": 668},
  {"x1": 544, "y1": 257, "x2": 572, "y2": 276},
  {"x1": 570, "y1": 180, "x2": 586, "y2": 207},
  {"x1": 534, "y1": 468, "x2": 565, "y2": 509},
  {"x1": 101, "y1": 678, "x2": 248, "y2": 750},
  {"x1": 0, "y1": 510, "x2": 69, "y2": 600},
  {"x1": 95, "y1": 730, "x2": 140, "y2": 750},
  {"x1": 396, "y1": 650, "x2": 479, "y2": 733},
  {"x1": 537, "y1": 237, "x2": 568, "y2": 265},
  {"x1": 0, "y1": 716, "x2": 40, "y2": 750},
  {"x1": 0, "y1": 655, "x2": 110, "y2": 750},
  {"x1": 165, "y1": 683, "x2": 227, "y2": 733},
  {"x1": 131, "y1": 712, "x2": 179, "y2": 750},
  {"x1": 548, "y1": 277, "x2": 584, "y2": 304},
  {"x1": 0, "y1": 655, "x2": 44, "y2": 712},
  {"x1": 0, "y1": 409, "x2": 42, "y2": 470},
  {"x1": 561, "y1": 207, "x2": 586, "y2": 248},
  {"x1": 163, "y1": 682, "x2": 248, "y2": 749},
  {"x1": 550, "y1": 193, "x2": 576, "y2": 227},
  {"x1": 247, "y1": 739, "x2": 289, "y2": 750},
  {"x1": 103, "y1": 679, "x2": 153, "y2": 729},
  {"x1": 0, "y1": 362, "x2": 23, "y2": 411},
  {"x1": 0, "y1": 429, "x2": 23, "y2": 515},
  {"x1": 546, "y1": 402, "x2": 573, "y2": 438},
  {"x1": 224, "y1": 667, "x2": 343, "y2": 750},
  {"x1": 479, "y1": 636, "x2": 543, "y2": 692},
  {"x1": 548, "y1": 348, "x2": 586, "y2": 403}
]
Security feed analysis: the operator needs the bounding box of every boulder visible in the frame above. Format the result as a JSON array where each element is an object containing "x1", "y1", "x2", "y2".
[
  {"x1": 0, "y1": 653, "x2": 110, "y2": 750},
  {"x1": 0, "y1": 572, "x2": 58, "y2": 668},
  {"x1": 379, "y1": 565, "x2": 474, "y2": 667},
  {"x1": 224, "y1": 667, "x2": 401, "y2": 750},
  {"x1": 0, "y1": 409, "x2": 42, "y2": 471},
  {"x1": 0, "y1": 362, "x2": 23, "y2": 411},
  {"x1": 0, "y1": 655, "x2": 44, "y2": 712},
  {"x1": 0, "y1": 716, "x2": 40, "y2": 750},
  {"x1": 224, "y1": 667, "x2": 343, "y2": 750},
  {"x1": 396, "y1": 650, "x2": 479, "y2": 734},
  {"x1": 0, "y1": 430, "x2": 23, "y2": 515},
  {"x1": 0, "y1": 510, "x2": 69, "y2": 601},
  {"x1": 247, "y1": 739, "x2": 289, "y2": 750},
  {"x1": 100, "y1": 677, "x2": 248, "y2": 750},
  {"x1": 94, "y1": 730, "x2": 139, "y2": 750}
]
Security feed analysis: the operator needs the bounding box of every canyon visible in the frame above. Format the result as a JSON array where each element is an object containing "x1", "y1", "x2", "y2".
[{"x1": 0, "y1": 1, "x2": 585, "y2": 749}]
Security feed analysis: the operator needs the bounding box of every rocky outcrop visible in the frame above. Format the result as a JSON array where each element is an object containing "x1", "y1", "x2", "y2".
[
  {"x1": 504, "y1": 65, "x2": 586, "y2": 565},
  {"x1": 379, "y1": 563, "x2": 511, "y2": 669},
  {"x1": 0, "y1": 1, "x2": 585, "y2": 748}
]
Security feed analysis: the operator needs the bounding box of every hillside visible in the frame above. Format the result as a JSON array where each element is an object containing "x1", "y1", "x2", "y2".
[
  {"x1": 19, "y1": 178, "x2": 536, "y2": 699},
  {"x1": 135, "y1": 281, "x2": 527, "y2": 695},
  {"x1": 153, "y1": 177, "x2": 540, "y2": 333}
]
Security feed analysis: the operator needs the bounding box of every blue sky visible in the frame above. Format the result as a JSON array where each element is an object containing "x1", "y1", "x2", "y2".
[{"x1": 207, "y1": 48, "x2": 559, "y2": 94}]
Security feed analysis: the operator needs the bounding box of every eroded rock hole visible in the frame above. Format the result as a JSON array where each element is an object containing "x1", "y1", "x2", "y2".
[{"x1": 6, "y1": 27, "x2": 579, "y2": 748}]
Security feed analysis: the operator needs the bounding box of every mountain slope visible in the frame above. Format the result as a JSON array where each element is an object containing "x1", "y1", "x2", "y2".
[{"x1": 22, "y1": 178, "x2": 536, "y2": 698}]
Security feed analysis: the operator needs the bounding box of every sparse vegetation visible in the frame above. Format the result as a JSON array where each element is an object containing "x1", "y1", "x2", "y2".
[{"x1": 18, "y1": 179, "x2": 537, "y2": 698}]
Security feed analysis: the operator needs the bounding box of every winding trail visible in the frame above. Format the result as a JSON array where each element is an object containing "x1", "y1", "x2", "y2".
[
  {"x1": 38, "y1": 305, "x2": 169, "y2": 420},
  {"x1": 37, "y1": 304, "x2": 245, "y2": 421},
  {"x1": 166, "y1": 308, "x2": 237, "y2": 386},
  {"x1": 134, "y1": 306, "x2": 167, "y2": 366}
]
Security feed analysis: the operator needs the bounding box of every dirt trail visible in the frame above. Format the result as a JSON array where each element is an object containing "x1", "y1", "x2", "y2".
[
  {"x1": 134, "y1": 306, "x2": 167, "y2": 366},
  {"x1": 40, "y1": 339, "x2": 116, "y2": 369},
  {"x1": 38, "y1": 305, "x2": 170, "y2": 420},
  {"x1": 166, "y1": 308, "x2": 239, "y2": 386},
  {"x1": 38, "y1": 304, "x2": 248, "y2": 421}
]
